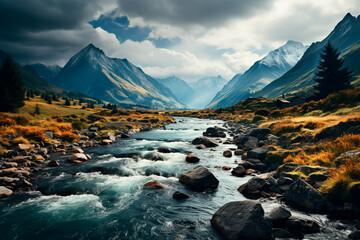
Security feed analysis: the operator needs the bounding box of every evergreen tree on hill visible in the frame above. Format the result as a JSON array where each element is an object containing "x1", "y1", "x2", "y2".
[
  {"x1": 0, "y1": 55, "x2": 25, "y2": 112},
  {"x1": 314, "y1": 42, "x2": 352, "y2": 99}
]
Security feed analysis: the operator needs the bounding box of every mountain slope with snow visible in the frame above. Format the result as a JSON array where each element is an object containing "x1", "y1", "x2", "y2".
[
  {"x1": 206, "y1": 41, "x2": 307, "y2": 109},
  {"x1": 49, "y1": 44, "x2": 184, "y2": 109},
  {"x1": 157, "y1": 76, "x2": 194, "y2": 106}
]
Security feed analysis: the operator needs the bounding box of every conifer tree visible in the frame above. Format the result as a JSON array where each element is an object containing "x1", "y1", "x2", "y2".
[
  {"x1": 34, "y1": 104, "x2": 40, "y2": 114},
  {"x1": 65, "y1": 98, "x2": 71, "y2": 106},
  {"x1": 314, "y1": 42, "x2": 352, "y2": 98},
  {"x1": 0, "y1": 55, "x2": 25, "y2": 111}
]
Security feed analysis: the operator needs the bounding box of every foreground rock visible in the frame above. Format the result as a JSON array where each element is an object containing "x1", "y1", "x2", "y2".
[
  {"x1": 211, "y1": 200, "x2": 272, "y2": 240},
  {"x1": 203, "y1": 127, "x2": 226, "y2": 138},
  {"x1": 179, "y1": 165, "x2": 219, "y2": 191},
  {"x1": 285, "y1": 179, "x2": 327, "y2": 213},
  {"x1": 0, "y1": 186, "x2": 14, "y2": 197},
  {"x1": 191, "y1": 137, "x2": 219, "y2": 148},
  {"x1": 173, "y1": 191, "x2": 190, "y2": 200},
  {"x1": 185, "y1": 153, "x2": 200, "y2": 163},
  {"x1": 223, "y1": 150, "x2": 232, "y2": 158}
]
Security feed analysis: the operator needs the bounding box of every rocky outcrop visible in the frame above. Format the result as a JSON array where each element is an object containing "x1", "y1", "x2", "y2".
[
  {"x1": 285, "y1": 179, "x2": 327, "y2": 212},
  {"x1": 211, "y1": 200, "x2": 272, "y2": 240},
  {"x1": 247, "y1": 147, "x2": 271, "y2": 161},
  {"x1": 179, "y1": 165, "x2": 219, "y2": 191}
]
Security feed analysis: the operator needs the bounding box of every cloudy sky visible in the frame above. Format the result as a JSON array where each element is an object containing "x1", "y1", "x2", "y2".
[{"x1": 1, "y1": 0, "x2": 359, "y2": 82}]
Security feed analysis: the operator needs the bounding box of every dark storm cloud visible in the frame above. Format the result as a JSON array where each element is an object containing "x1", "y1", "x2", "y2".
[
  {"x1": 0, "y1": 0, "x2": 105, "y2": 65},
  {"x1": 117, "y1": 0, "x2": 273, "y2": 27}
]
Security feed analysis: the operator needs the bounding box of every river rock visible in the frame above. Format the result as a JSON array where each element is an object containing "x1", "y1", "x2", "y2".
[
  {"x1": 248, "y1": 128, "x2": 271, "y2": 141},
  {"x1": 247, "y1": 147, "x2": 270, "y2": 161},
  {"x1": 222, "y1": 166, "x2": 231, "y2": 171},
  {"x1": 0, "y1": 186, "x2": 13, "y2": 197},
  {"x1": 234, "y1": 149, "x2": 244, "y2": 155},
  {"x1": 17, "y1": 144, "x2": 33, "y2": 151},
  {"x1": 185, "y1": 153, "x2": 200, "y2": 163},
  {"x1": 179, "y1": 165, "x2": 219, "y2": 191},
  {"x1": 231, "y1": 165, "x2": 246, "y2": 177},
  {"x1": 268, "y1": 206, "x2": 291, "y2": 221},
  {"x1": 144, "y1": 181, "x2": 164, "y2": 189},
  {"x1": 72, "y1": 147, "x2": 84, "y2": 153},
  {"x1": 100, "y1": 139, "x2": 113, "y2": 145},
  {"x1": 196, "y1": 144, "x2": 206, "y2": 149},
  {"x1": 246, "y1": 177, "x2": 267, "y2": 192},
  {"x1": 173, "y1": 191, "x2": 190, "y2": 200},
  {"x1": 277, "y1": 176, "x2": 293, "y2": 185},
  {"x1": 285, "y1": 179, "x2": 327, "y2": 212},
  {"x1": 271, "y1": 228, "x2": 294, "y2": 238},
  {"x1": 284, "y1": 216, "x2": 320, "y2": 234},
  {"x1": 158, "y1": 148, "x2": 171, "y2": 153},
  {"x1": 191, "y1": 137, "x2": 218, "y2": 148},
  {"x1": 203, "y1": 127, "x2": 226, "y2": 138},
  {"x1": 67, "y1": 153, "x2": 89, "y2": 163},
  {"x1": 48, "y1": 160, "x2": 59, "y2": 167},
  {"x1": 223, "y1": 150, "x2": 232, "y2": 158},
  {"x1": 211, "y1": 200, "x2": 272, "y2": 240},
  {"x1": 349, "y1": 230, "x2": 360, "y2": 240}
]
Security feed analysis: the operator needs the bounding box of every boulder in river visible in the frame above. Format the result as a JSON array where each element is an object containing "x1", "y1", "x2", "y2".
[
  {"x1": 191, "y1": 137, "x2": 218, "y2": 148},
  {"x1": 144, "y1": 181, "x2": 164, "y2": 189},
  {"x1": 185, "y1": 153, "x2": 200, "y2": 163},
  {"x1": 211, "y1": 200, "x2": 272, "y2": 240},
  {"x1": 173, "y1": 191, "x2": 190, "y2": 200},
  {"x1": 234, "y1": 149, "x2": 244, "y2": 155},
  {"x1": 48, "y1": 160, "x2": 59, "y2": 167},
  {"x1": 0, "y1": 186, "x2": 13, "y2": 197},
  {"x1": 203, "y1": 127, "x2": 226, "y2": 138},
  {"x1": 179, "y1": 165, "x2": 219, "y2": 191},
  {"x1": 67, "y1": 153, "x2": 89, "y2": 163},
  {"x1": 231, "y1": 165, "x2": 246, "y2": 177},
  {"x1": 223, "y1": 150, "x2": 232, "y2": 158},
  {"x1": 158, "y1": 148, "x2": 172, "y2": 153},
  {"x1": 247, "y1": 147, "x2": 270, "y2": 161},
  {"x1": 284, "y1": 179, "x2": 327, "y2": 213}
]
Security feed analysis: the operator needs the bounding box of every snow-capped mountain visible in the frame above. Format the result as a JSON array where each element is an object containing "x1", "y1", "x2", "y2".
[
  {"x1": 49, "y1": 44, "x2": 184, "y2": 109},
  {"x1": 157, "y1": 76, "x2": 194, "y2": 106},
  {"x1": 257, "y1": 13, "x2": 360, "y2": 99},
  {"x1": 26, "y1": 63, "x2": 62, "y2": 82},
  {"x1": 206, "y1": 41, "x2": 307, "y2": 109},
  {"x1": 189, "y1": 75, "x2": 227, "y2": 109}
]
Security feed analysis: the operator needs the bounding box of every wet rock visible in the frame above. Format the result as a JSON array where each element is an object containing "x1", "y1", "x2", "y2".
[
  {"x1": 173, "y1": 191, "x2": 190, "y2": 200},
  {"x1": 48, "y1": 160, "x2": 59, "y2": 167},
  {"x1": 246, "y1": 169, "x2": 256, "y2": 175},
  {"x1": 72, "y1": 147, "x2": 84, "y2": 153},
  {"x1": 268, "y1": 206, "x2": 291, "y2": 221},
  {"x1": 239, "y1": 161, "x2": 254, "y2": 170},
  {"x1": 223, "y1": 150, "x2": 232, "y2": 158},
  {"x1": 196, "y1": 144, "x2": 206, "y2": 149},
  {"x1": 100, "y1": 139, "x2": 113, "y2": 145},
  {"x1": 144, "y1": 181, "x2": 164, "y2": 189},
  {"x1": 17, "y1": 144, "x2": 33, "y2": 151},
  {"x1": 211, "y1": 200, "x2": 272, "y2": 240},
  {"x1": 179, "y1": 165, "x2": 219, "y2": 191},
  {"x1": 185, "y1": 153, "x2": 200, "y2": 163},
  {"x1": 298, "y1": 166, "x2": 326, "y2": 176},
  {"x1": 234, "y1": 149, "x2": 244, "y2": 155},
  {"x1": 349, "y1": 230, "x2": 360, "y2": 240},
  {"x1": 284, "y1": 216, "x2": 320, "y2": 234},
  {"x1": 277, "y1": 176, "x2": 293, "y2": 185},
  {"x1": 335, "y1": 149, "x2": 360, "y2": 166},
  {"x1": 231, "y1": 165, "x2": 246, "y2": 177},
  {"x1": 121, "y1": 133, "x2": 130, "y2": 138},
  {"x1": 145, "y1": 153, "x2": 164, "y2": 161},
  {"x1": 0, "y1": 177, "x2": 19, "y2": 184},
  {"x1": 247, "y1": 147, "x2": 270, "y2": 161},
  {"x1": 31, "y1": 155, "x2": 45, "y2": 162},
  {"x1": 272, "y1": 228, "x2": 294, "y2": 238},
  {"x1": 280, "y1": 172, "x2": 300, "y2": 181},
  {"x1": 253, "y1": 163, "x2": 268, "y2": 171},
  {"x1": 158, "y1": 148, "x2": 171, "y2": 153},
  {"x1": 0, "y1": 186, "x2": 13, "y2": 197},
  {"x1": 285, "y1": 179, "x2": 326, "y2": 213},
  {"x1": 88, "y1": 132, "x2": 98, "y2": 139},
  {"x1": 2, "y1": 162, "x2": 18, "y2": 168},
  {"x1": 245, "y1": 136, "x2": 259, "y2": 150},
  {"x1": 203, "y1": 127, "x2": 226, "y2": 138},
  {"x1": 16, "y1": 178, "x2": 33, "y2": 188},
  {"x1": 247, "y1": 177, "x2": 267, "y2": 192},
  {"x1": 10, "y1": 156, "x2": 31, "y2": 163},
  {"x1": 222, "y1": 166, "x2": 231, "y2": 171},
  {"x1": 67, "y1": 153, "x2": 89, "y2": 163},
  {"x1": 191, "y1": 137, "x2": 218, "y2": 148}
]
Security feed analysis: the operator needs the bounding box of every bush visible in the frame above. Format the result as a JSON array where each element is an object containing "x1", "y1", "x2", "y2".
[
  {"x1": 19, "y1": 127, "x2": 46, "y2": 142},
  {"x1": 254, "y1": 108, "x2": 270, "y2": 117},
  {"x1": 0, "y1": 118, "x2": 16, "y2": 126},
  {"x1": 59, "y1": 131, "x2": 79, "y2": 143},
  {"x1": 252, "y1": 115, "x2": 266, "y2": 123},
  {"x1": 11, "y1": 116, "x2": 30, "y2": 125},
  {"x1": 71, "y1": 121, "x2": 87, "y2": 131}
]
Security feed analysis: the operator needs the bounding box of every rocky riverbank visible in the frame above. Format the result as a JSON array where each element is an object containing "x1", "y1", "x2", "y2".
[{"x1": 181, "y1": 120, "x2": 360, "y2": 239}]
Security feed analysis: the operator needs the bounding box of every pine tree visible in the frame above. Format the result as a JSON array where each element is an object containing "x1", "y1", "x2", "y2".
[
  {"x1": 0, "y1": 55, "x2": 25, "y2": 111},
  {"x1": 34, "y1": 104, "x2": 40, "y2": 114},
  {"x1": 314, "y1": 42, "x2": 352, "y2": 98},
  {"x1": 65, "y1": 99, "x2": 71, "y2": 106}
]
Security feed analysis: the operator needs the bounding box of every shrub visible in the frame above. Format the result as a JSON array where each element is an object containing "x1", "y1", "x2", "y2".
[
  {"x1": 252, "y1": 115, "x2": 266, "y2": 123},
  {"x1": 254, "y1": 108, "x2": 270, "y2": 117},
  {"x1": 303, "y1": 120, "x2": 325, "y2": 130},
  {"x1": 0, "y1": 118, "x2": 16, "y2": 126},
  {"x1": 59, "y1": 131, "x2": 79, "y2": 143},
  {"x1": 11, "y1": 115, "x2": 30, "y2": 125},
  {"x1": 71, "y1": 121, "x2": 87, "y2": 131},
  {"x1": 19, "y1": 127, "x2": 46, "y2": 142}
]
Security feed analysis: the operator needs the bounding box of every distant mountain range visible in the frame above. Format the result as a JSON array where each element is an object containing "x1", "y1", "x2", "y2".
[
  {"x1": 157, "y1": 75, "x2": 227, "y2": 109},
  {"x1": 256, "y1": 13, "x2": 360, "y2": 99},
  {"x1": 206, "y1": 41, "x2": 307, "y2": 108},
  {"x1": 44, "y1": 44, "x2": 184, "y2": 109},
  {"x1": 26, "y1": 63, "x2": 62, "y2": 82}
]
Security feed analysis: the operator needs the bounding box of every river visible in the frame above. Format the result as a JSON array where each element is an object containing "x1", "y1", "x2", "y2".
[{"x1": 0, "y1": 117, "x2": 355, "y2": 239}]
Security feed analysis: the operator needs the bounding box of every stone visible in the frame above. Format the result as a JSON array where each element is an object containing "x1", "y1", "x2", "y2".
[
  {"x1": 121, "y1": 133, "x2": 130, "y2": 138},
  {"x1": 72, "y1": 147, "x2": 84, "y2": 153},
  {"x1": 203, "y1": 127, "x2": 226, "y2": 138},
  {"x1": 89, "y1": 126, "x2": 98, "y2": 132},
  {"x1": 17, "y1": 144, "x2": 33, "y2": 151},
  {"x1": 31, "y1": 155, "x2": 45, "y2": 162},
  {"x1": 298, "y1": 166, "x2": 326, "y2": 176},
  {"x1": 48, "y1": 160, "x2": 59, "y2": 167},
  {"x1": 196, "y1": 144, "x2": 206, "y2": 149},
  {"x1": 173, "y1": 191, "x2": 190, "y2": 200},
  {"x1": 185, "y1": 153, "x2": 200, "y2": 163},
  {"x1": 245, "y1": 136, "x2": 259, "y2": 150},
  {"x1": 239, "y1": 161, "x2": 254, "y2": 169},
  {"x1": 158, "y1": 148, "x2": 171, "y2": 153},
  {"x1": 349, "y1": 230, "x2": 360, "y2": 240},
  {"x1": 223, "y1": 150, "x2": 232, "y2": 158},
  {"x1": 191, "y1": 137, "x2": 218, "y2": 148},
  {"x1": 146, "y1": 153, "x2": 164, "y2": 161},
  {"x1": 234, "y1": 149, "x2": 244, "y2": 155},
  {"x1": 246, "y1": 177, "x2": 267, "y2": 193},
  {"x1": 284, "y1": 216, "x2": 320, "y2": 234},
  {"x1": 271, "y1": 228, "x2": 294, "y2": 238},
  {"x1": 211, "y1": 200, "x2": 272, "y2": 240},
  {"x1": 335, "y1": 149, "x2": 360, "y2": 166},
  {"x1": 231, "y1": 165, "x2": 246, "y2": 177},
  {"x1": 277, "y1": 177, "x2": 294, "y2": 185},
  {"x1": 247, "y1": 147, "x2": 270, "y2": 161},
  {"x1": 246, "y1": 169, "x2": 256, "y2": 175},
  {"x1": 179, "y1": 165, "x2": 219, "y2": 191},
  {"x1": 100, "y1": 139, "x2": 113, "y2": 145},
  {"x1": 144, "y1": 181, "x2": 164, "y2": 189},
  {"x1": 285, "y1": 179, "x2": 327, "y2": 212},
  {"x1": 16, "y1": 178, "x2": 32, "y2": 188},
  {"x1": 0, "y1": 186, "x2": 13, "y2": 197},
  {"x1": 10, "y1": 156, "x2": 31, "y2": 163},
  {"x1": 2, "y1": 162, "x2": 18, "y2": 168},
  {"x1": 268, "y1": 206, "x2": 291, "y2": 221},
  {"x1": 67, "y1": 153, "x2": 88, "y2": 162},
  {"x1": 248, "y1": 128, "x2": 271, "y2": 140},
  {"x1": 222, "y1": 166, "x2": 231, "y2": 171}
]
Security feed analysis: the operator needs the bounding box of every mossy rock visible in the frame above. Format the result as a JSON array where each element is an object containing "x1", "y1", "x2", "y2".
[
  {"x1": 348, "y1": 181, "x2": 360, "y2": 205},
  {"x1": 307, "y1": 171, "x2": 329, "y2": 184}
]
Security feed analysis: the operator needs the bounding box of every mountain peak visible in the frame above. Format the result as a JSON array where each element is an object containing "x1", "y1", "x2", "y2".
[{"x1": 82, "y1": 43, "x2": 104, "y2": 55}]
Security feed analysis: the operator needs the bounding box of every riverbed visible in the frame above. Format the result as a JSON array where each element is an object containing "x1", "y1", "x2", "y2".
[{"x1": 0, "y1": 117, "x2": 355, "y2": 239}]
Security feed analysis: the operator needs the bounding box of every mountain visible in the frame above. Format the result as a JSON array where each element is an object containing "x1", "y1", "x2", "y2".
[
  {"x1": 206, "y1": 41, "x2": 307, "y2": 109},
  {"x1": 49, "y1": 44, "x2": 184, "y2": 109},
  {"x1": 157, "y1": 76, "x2": 194, "y2": 106},
  {"x1": 26, "y1": 63, "x2": 62, "y2": 82},
  {"x1": 0, "y1": 49, "x2": 63, "y2": 92},
  {"x1": 256, "y1": 13, "x2": 360, "y2": 99},
  {"x1": 189, "y1": 75, "x2": 227, "y2": 109}
]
